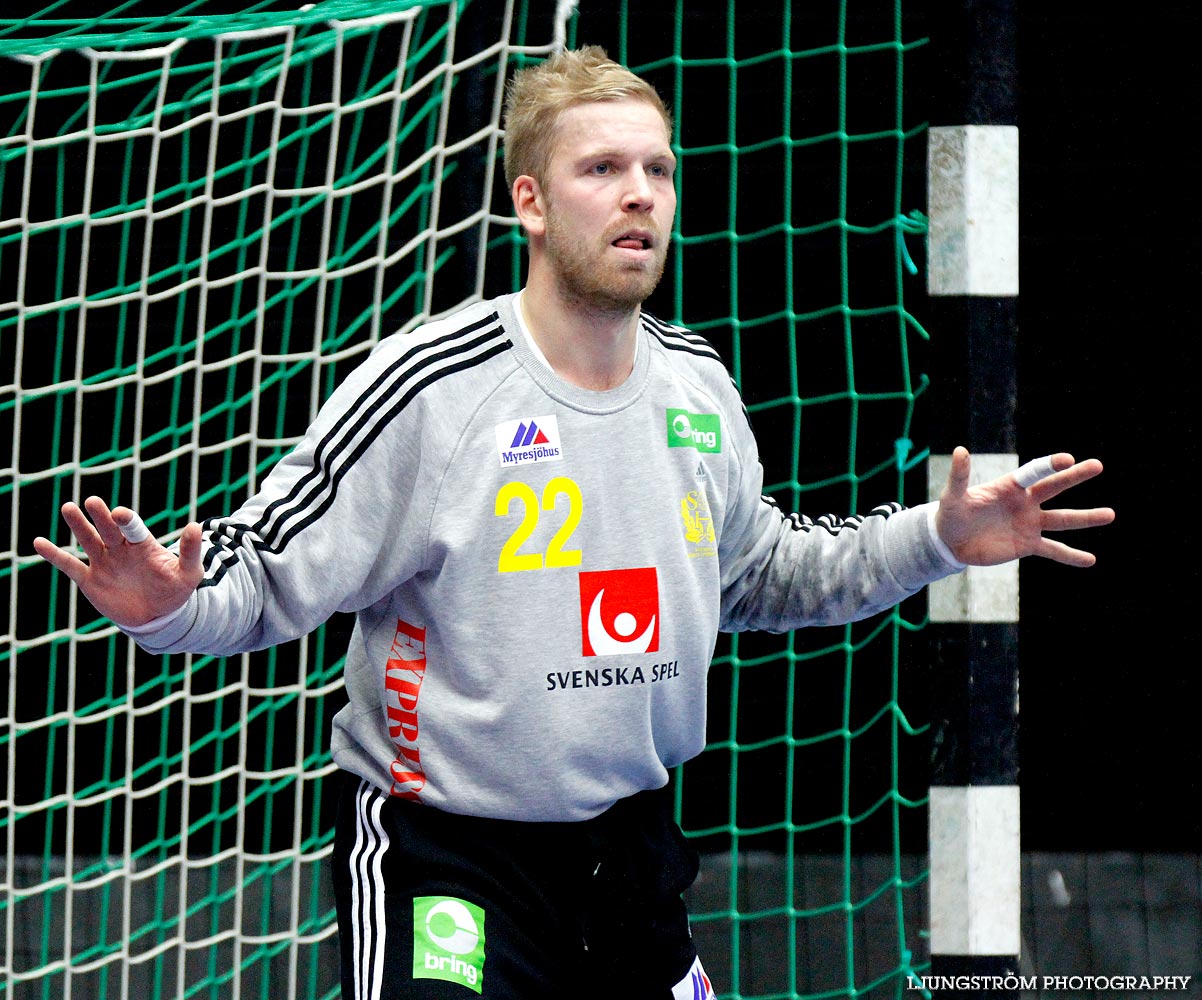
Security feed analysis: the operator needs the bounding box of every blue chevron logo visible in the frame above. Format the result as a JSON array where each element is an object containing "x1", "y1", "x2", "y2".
[{"x1": 494, "y1": 414, "x2": 563, "y2": 466}]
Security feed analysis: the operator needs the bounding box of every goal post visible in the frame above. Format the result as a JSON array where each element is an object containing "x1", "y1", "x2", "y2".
[{"x1": 2, "y1": 2, "x2": 935, "y2": 998}]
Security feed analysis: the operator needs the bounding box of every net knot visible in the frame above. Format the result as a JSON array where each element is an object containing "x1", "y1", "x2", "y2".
[{"x1": 896, "y1": 209, "x2": 927, "y2": 276}]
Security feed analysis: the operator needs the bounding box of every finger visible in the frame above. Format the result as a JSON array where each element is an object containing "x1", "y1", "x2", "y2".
[
  {"x1": 33, "y1": 535, "x2": 90, "y2": 585},
  {"x1": 82, "y1": 496, "x2": 126, "y2": 549},
  {"x1": 1041, "y1": 506, "x2": 1116, "y2": 532},
  {"x1": 1013, "y1": 454, "x2": 1069, "y2": 489},
  {"x1": 59, "y1": 501, "x2": 108, "y2": 562},
  {"x1": 111, "y1": 506, "x2": 152, "y2": 544},
  {"x1": 1029, "y1": 458, "x2": 1105, "y2": 503},
  {"x1": 1032, "y1": 536, "x2": 1097, "y2": 568},
  {"x1": 178, "y1": 522, "x2": 204, "y2": 583},
  {"x1": 944, "y1": 445, "x2": 971, "y2": 497}
]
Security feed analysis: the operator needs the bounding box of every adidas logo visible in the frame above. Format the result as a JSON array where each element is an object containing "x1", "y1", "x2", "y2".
[{"x1": 494, "y1": 414, "x2": 563, "y2": 466}]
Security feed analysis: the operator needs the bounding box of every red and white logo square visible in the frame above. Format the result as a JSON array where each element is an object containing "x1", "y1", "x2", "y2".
[{"x1": 578, "y1": 568, "x2": 660, "y2": 657}]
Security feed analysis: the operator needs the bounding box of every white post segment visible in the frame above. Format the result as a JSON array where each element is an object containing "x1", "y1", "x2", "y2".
[
  {"x1": 928, "y1": 125, "x2": 1019, "y2": 296},
  {"x1": 928, "y1": 452, "x2": 1019, "y2": 623},
  {"x1": 929, "y1": 785, "x2": 1022, "y2": 955}
]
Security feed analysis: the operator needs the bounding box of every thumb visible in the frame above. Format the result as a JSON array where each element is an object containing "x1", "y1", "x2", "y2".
[
  {"x1": 178, "y1": 522, "x2": 204, "y2": 583},
  {"x1": 943, "y1": 446, "x2": 972, "y2": 499}
]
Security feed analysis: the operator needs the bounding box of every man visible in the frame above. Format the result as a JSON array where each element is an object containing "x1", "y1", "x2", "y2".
[{"x1": 34, "y1": 47, "x2": 1113, "y2": 1000}]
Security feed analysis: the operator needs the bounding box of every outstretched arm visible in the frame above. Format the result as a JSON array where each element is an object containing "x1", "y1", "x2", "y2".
[
  {"x1": 33, "y1": 497, "x2": 203, "y2": 628},
  {"x1": 934, "y1": 446, "x2": 1115, "y2": 568}
]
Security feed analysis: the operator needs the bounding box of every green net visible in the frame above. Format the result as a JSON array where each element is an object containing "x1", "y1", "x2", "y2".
[{"x1": 1, "y1": 1, "x2": 933, "y2": 997}]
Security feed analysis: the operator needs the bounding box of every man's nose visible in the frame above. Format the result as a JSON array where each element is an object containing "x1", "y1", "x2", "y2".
[{"x1": 622, "y1": 168, "x2": 654, "y2": 212}]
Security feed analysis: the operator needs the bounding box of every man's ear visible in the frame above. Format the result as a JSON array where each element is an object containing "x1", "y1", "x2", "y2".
[{"x1": 512, "y1": 175, "x2": 547, "y2": 238}]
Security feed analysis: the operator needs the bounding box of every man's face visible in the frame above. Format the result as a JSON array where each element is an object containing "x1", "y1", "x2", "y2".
[{"x1": 538, "y1": 99, "x2": 677, "y2": 312}]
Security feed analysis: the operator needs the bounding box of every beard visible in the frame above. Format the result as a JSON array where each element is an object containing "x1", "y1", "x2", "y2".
[{"x1": 542, "y1": 210, "x2": 668, "y2": 314}]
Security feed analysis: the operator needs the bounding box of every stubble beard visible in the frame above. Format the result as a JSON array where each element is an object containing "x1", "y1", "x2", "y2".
[{"x1": 543, "y1": 211, "x2": 667, "y2": 315}]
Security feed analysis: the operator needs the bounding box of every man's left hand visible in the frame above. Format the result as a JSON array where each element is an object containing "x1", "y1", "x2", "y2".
[{"x1": 934, "y1": 446, "x2": 1115, "y2": 567}]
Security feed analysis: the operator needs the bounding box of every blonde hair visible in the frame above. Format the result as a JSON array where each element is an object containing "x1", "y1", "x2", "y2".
[{"x1": 503, "y1": 45, "x2": 672, "y2": 191}]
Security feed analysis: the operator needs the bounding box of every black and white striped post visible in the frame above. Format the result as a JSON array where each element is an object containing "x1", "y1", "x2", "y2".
[{"x1": 925, "y1": 0, "x2": 1022, "y2": 993}]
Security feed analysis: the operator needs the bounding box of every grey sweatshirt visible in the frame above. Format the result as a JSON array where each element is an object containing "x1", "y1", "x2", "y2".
[{"x1": 130, "y1": 293, "x2": 960, "y2": 821}]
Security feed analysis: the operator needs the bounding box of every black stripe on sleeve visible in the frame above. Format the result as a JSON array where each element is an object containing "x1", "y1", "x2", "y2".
[{"x1": 198, "y1": 316, "x2": 511, "y2": 586}]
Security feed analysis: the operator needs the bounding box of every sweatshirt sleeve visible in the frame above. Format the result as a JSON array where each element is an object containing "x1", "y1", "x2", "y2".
[
  {"x1": 717, "y1": 407, "x2": 963, "y2": 634},
  {"x1": 126, "y1": 334, "x2": 441, "y2": 656}
]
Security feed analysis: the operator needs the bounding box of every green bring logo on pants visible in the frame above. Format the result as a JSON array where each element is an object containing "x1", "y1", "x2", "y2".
[{"x1": 413, "y1": 896, "x2": 486, "y2": 993}]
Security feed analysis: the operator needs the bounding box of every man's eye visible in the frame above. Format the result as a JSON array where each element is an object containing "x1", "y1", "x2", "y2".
[{"x1": 592, "y1": 163, "x2": 610, "y2": 175}]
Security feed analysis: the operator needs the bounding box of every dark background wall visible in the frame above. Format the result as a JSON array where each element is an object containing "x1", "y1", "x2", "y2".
[{"x1": 947, "y1": 4, "x2": 1201, "y2": 849}]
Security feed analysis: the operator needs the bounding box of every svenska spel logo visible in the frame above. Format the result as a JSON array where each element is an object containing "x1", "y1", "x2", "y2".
[
  {"x1": 412, "y1": 896, "x2": 486, "y2": 993},
  {"x1": 494, "y1": 414, "x2": 563, "y2": 466},
  {"x1": 578, "y1": 567, "x2": 660, "y2": 656},
  {"x1": 666, "y1": 408, "x2": 721, "y2": 453}
]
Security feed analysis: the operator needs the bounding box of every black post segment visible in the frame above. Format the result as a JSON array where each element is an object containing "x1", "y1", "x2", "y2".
[
  {"x1": 929, "y1": 622, "x2": 1020, "y2": 787},
  {"x1": 925, "y1": 296, "x2": 1018, "y2": 455}
]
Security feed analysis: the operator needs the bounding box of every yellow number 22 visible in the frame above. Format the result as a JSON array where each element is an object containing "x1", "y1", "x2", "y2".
[{"x1": 495, "y1": 476, "x2": 583, "y2": 573}]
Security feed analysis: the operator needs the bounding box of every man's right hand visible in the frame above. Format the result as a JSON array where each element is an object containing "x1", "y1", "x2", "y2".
[{"x1": 33, "y1": 497, "x2": 204, "y2": 629}]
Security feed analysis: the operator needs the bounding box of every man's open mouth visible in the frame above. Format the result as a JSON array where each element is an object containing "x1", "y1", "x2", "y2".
[{"x1": 612, "y1": 232, "x2": 653, "y2": 250}]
